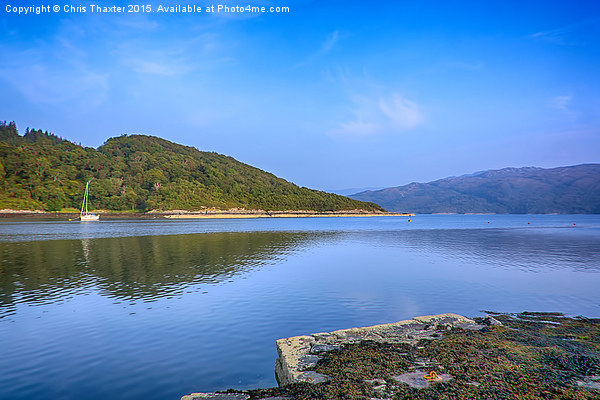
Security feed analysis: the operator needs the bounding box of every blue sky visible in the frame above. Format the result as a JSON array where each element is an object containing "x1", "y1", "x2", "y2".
[{"x1": 1, "y1": 0, "x2": 599, "y2": 191}]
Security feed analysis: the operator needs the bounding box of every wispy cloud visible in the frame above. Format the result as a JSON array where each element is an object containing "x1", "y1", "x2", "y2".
[
  {"x1": 379, "y1": 94, "x2": 423, "y2": 129},
  {"x1": 0, "y1": 38, "x2": 109, "y2": 108},
  {"x1": 549, "y1": 95, "x2": 572, "y2": 111},
  {"x1": 329, "y1": 93, "x2": 424, "y2": 137},
  {"x1": 548, "y1": 94, "x2": 580, "y2": 121},
  {"x1": 116, "y1": 31, "x2": 230, "y2": 77},
  {"x1": 528, "y1": 20, "x2": 596, "y2": 45},
  {"x1": 320, "y1": 30, "x2": 340, "y2": 54},
  {"x1": 0, "y1": 19, "x2": 17, "y2": 37},
  {"x1": 0, "y1": 61, "x2": 109, "y2": 107},
  {"x1": 124, "y1": 56, "x2": 193, "y2": 76},
  {"x1": 296, "y1": 30, "x2": 344, "y2": 67}
]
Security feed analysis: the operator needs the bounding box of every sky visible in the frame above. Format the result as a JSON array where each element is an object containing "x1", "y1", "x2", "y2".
[{"x1": 1, "y1": 0, "x2": 599, "y2": 192}]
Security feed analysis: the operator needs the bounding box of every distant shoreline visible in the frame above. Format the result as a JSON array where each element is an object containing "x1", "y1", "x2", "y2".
[
  {"x1": 163, "y1": 211, "x2": 414, "y2": 219},
  {"x1": 0, "y1": 209, "x2": 414, "y2": 220}
]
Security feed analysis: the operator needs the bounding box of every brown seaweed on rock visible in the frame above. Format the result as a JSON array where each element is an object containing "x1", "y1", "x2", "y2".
[{"x1": 209, "y1": 312, "x2": 600, "y2": 399}]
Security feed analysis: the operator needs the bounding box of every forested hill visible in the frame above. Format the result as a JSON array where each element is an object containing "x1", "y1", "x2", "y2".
[
  {"x1": 0, "y1": 121, "x2": 384, "y2": 212},
  {"x1": 350, "y1": 164, "x2": 600, "y2": 214}
]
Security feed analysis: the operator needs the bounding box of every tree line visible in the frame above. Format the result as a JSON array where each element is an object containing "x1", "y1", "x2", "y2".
[{"x1": 0, "y1": 121, "x2": 384, "y2": 212}]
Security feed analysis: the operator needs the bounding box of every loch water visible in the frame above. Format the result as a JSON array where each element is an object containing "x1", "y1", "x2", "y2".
[{"x1": 1, "y1": 214, "x2": 599, "y2": 400}]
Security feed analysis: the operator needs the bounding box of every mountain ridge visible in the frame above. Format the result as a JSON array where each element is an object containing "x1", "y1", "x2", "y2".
[{"x1": 350, "y1": 164, "x2": 600, "y2": 214}]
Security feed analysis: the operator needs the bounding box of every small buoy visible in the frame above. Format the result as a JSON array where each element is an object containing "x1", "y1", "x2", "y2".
[
  {"x1": 574, "y1": 223, "x2": 576, "y2": 226},
  {"x1": 487, "y1": 221, "x2": 490, "y2": 224},
  {"x1": 423, "y1": 371, "x2": 442, "y2": 381},
  {"x1": 528, "y1": 222, "x2": 530, "y2": 225}
]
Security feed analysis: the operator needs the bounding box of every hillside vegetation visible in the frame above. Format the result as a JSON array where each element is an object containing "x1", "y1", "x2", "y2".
[
  {"x1": 0, "y1": 121, "x2": 383, "y2": 212},
  {"x1": 350, "y1": 165, "x2": 600, "y2": 214}
]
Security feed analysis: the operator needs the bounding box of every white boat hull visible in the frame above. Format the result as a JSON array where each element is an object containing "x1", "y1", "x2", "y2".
[{"x1": 80, "y1": 214, "x2": 100, "y2": 221}]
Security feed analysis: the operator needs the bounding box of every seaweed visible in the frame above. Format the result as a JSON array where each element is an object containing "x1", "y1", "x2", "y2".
[{"x1": 219, "y1": 312, "x2": 600, "y2": 399}]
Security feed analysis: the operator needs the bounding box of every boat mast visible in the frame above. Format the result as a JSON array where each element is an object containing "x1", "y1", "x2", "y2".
[{"x1": 81, "y1": 182, "x2": 89, "y2": 216}]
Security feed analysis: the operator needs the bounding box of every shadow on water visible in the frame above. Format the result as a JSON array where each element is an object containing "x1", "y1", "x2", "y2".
[{"x1": 0, "y1": 231, "x2": 334, "y2": 316}]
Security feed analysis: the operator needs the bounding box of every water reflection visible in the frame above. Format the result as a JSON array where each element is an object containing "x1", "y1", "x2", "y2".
[
  {"x1": 1, "y1": 219, "x2": 599, "y2": 400},
  {"x1": 3, "y1": 226, "x2": 598, "y2": 317},
  {"x1": 0, "y1": 231, "x2": 326, "y2": 315},
  {"x1": 348, "y1": 228, "x2": 600, "y2": 272}
]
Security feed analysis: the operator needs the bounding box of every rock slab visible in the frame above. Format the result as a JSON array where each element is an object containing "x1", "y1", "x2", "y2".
[
  {"x1": 275, "y1": 313, "x2": 474, "y2": 386},
  {"x1": 181, "y1": 394, "x2": 249, "y2": 400}
]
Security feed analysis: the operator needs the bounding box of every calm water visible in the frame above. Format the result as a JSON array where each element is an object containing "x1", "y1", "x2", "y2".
[{"x1": 1, "y1": 214, "x2": 599, "y2": 400}]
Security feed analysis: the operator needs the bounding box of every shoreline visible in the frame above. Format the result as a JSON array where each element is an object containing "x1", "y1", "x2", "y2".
[
  {"x1": 163, "y1": 211, "x2": 413, "y2": 219},
  {"x1": 0, "y1": 209, "x2": 414, "y2": 220}
]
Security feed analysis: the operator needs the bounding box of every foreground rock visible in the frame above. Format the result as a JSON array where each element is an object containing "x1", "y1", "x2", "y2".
[
  {"x1": 274, "y1": 313, "x2": 474, "y2": 386},
  {"x1": 182, "y1": 394, "x2": 251, "y2": 400},
  {"x1": 182, "y1": 312, "x2": 600, "y2": 400}
]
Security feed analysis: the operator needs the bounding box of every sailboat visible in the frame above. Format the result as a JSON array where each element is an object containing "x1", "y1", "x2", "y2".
[{"x1": 80, "y1": 181, "x2": 100, "y2": 221}]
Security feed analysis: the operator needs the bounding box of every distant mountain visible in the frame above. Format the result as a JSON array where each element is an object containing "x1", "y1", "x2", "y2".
[
  {"x1": 329, "y1": 187, "x2": 385, "y2": 196},
  {"x1": 0, "y1": 121, "x2": 383, "y2": 212},
  {"x1": 350, "y1": 164, "x2": 600, "y2": 214}
]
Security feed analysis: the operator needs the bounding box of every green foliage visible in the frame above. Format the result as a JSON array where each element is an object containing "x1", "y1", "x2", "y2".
[
  {"x1": 0, "y1": 122, "x2": 384, "y2": 212},
  {"x1": 0, "y1": 120, "x2": 19, "y2": 144},
  {"x1": 0, "y1": 196, "x2": 45, "y2": 210}
]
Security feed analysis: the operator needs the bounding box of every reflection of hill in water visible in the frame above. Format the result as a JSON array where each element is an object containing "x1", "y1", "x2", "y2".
[
  {"x1": 351, "y1": 228, "x2": 600, "y2": 272},
  {"x1": 3, "y1": 226, "x2": 597, "y2": 317},
  {"x1": 0, "y1": 231, "x2": 325, "y2": 313}
]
